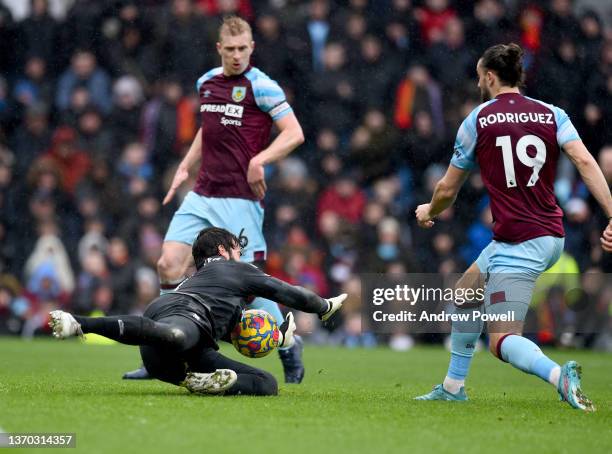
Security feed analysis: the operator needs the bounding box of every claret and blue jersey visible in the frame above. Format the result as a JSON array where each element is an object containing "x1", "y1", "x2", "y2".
[
  {"x1": 451, "y1": 92, "x2": 581, "y2": 243},
  {"x1": 194, "y1": 65, "x2": 292, "y2": 200}
]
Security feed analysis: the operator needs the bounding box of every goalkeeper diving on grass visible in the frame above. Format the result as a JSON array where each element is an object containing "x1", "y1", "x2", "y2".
[{"x1": 49, "y1": 227, "x2": 345, "y2": 396}]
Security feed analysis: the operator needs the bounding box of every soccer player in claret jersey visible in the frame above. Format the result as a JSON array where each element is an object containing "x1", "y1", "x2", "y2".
[
  {"x1": 50, "y1": 227, "x2": 345, "y2": 396},
  {"x1": 414, "y1": 43, "x2": 612, "y2": 411},
  {"x1": 123, "y1": 16, "x2": 307, "y2": 382}
]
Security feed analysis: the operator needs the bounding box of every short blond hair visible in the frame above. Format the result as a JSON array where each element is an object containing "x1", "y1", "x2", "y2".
[{"x1": 219, "y1": 16, "x2": 252, "y2": 42}]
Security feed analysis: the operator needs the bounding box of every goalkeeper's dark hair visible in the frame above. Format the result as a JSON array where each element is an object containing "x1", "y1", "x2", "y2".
[
  {"x1": 480, "y1": 43, "x2": 525, "y2": 87},
  {"x1": 192, "y1": 227, "x2": 240, "y2": 269}
]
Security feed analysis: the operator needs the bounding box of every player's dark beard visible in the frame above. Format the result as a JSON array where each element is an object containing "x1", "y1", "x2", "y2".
[{"x1": 480, "y1": 86, "x2": 492, "y2": 103}]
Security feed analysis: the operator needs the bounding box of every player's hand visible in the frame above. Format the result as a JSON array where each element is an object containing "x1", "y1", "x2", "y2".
[
  {"x1": 163, "y1": 166, "x2": 189, "y2": 205},
  {"x1": 320, "y1": 293, "x2": 347, "y2": 322},
  {"x1": 415, "y1": 203, "x2": 435, "y2": 228},
  {"x1": 278, "y1": 312, "x2": 296, "y2": 349},
  {"x1": 247, "y1": 158, "x2": 267, "y2": 200},
  {"x1": 601, "y1": 219, "x2": 612, "y2": 252}
]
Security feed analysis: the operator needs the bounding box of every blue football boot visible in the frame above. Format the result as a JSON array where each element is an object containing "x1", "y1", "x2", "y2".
[
  {"x1": 557, "y1": 361, "x2": 595, "y2": 412},
  {"x1": 414, "y1": 384, "x2": 468, "y2": 401}
]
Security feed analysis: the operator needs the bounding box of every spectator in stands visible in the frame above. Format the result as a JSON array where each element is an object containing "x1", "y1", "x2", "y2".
[
  {"x1": 467, "y1": 0, "x2": 513, "y2": 55},
  {"x1": 401, "y1": 110, "x2": 446, "y2": 176},
  {"x1": 318, "y1": 172, "x2": 366, "y2": 226},
  {"x1": 15, "y1": 0, "x2": 58, "y2": 70},
  {"x1": 57, "y1": 0, "x2": 105, "y2": 68},
  {"x1": 109, "y1": 76, "x2": 144, "y2": 151},
  {"x1": 543, "y1": 0, "x2": 581, "y2": 45},
  {"x1": 349, "y1": 109, "x2": 399, "y2": 185},
  {"x1": 0, "y1": 274, "x2": 26, "y2": 334},
  {"x1": 309, "y1": 128, "x2": 344, "y2": 186},
  {"x1": 309, "y1": 42, "x2": 357, "y2": 134},
  {"x1": 252, "y1": 11, "x2": 291, "y2": 85},
  {"x1": 10, "y1": 103, "x2": 51, "y2": 180},
  {"x1": 73, "y1": 247, "x2": 108, "y2": 314},
  {"x1": 102, "y1": 1, "x2": 159, "y2": 86},
  {"x1": 76, "y1": 106, "x2": 114, "y2": 161},
  {"x1": 354, "y1": 35, "x2": 400, "y2": 114},
  {"x1": 426, "y1": 17, "x2": 474, "y2": 89},
  {"x1": 415, "y1": 0, "x2": 456, "y2": 47},
  {"x1": 393, "y1": 64, "x2": 444, "y2": 135},
  {"x1": 535, "y1": 39, "x2": 583, "y2": 117},
  {"x1": 106, "y1": 236, "x2": 136, "y2": 314},
  {"x1": 12, "y1": 56, "x2": 54, "y2": 123},
  {"x1": 39, "y1": 126, "x2": 91, "y2": 195},
  {"x1": 158, "y1": 0, "x2": 211, "y2": 88},
  {"x1": 141, "y1": 77, "x2": 196, "y2": 174},
  {"x1": 0, "y1": 5, "x2": 16, "y2": 75},
  {"x1": 116, "y1": 142, "x2": 154, "y2": 194},
  {"x1": 379, "y1": 0, "x2": 422, "y2": 63},
  {"x1": 459, "y1": 198, "x2": 493, "y2": 265},
  {"x1": 56, "y1": 50, "x2": 112, "y2": 114},
  {"x1": 577, "y1": 10, "x2": 604, "y2": 70}
]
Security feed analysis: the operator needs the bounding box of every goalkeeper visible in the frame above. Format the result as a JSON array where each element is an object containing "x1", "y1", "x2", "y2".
[{"x1": 49, "y1": 227, "x2": 345, "y2": 396}]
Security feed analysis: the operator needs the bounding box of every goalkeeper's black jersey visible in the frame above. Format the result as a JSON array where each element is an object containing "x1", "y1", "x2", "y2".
[{"x1": 143, "y1": 258, "x2": 327, "y2": 348}]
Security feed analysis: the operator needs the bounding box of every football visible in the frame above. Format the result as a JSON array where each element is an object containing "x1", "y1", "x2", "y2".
[{"x1": 231, "y1": 309, "x2": 280, "y2": 358}]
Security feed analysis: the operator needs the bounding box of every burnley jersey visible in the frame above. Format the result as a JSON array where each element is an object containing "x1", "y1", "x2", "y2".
[
  {"x1": 451, "y1": 93, "x2": 581, "y2": 243},
  {"x1": 194, "y1": 65, "x2": 292, "y2": 200}
]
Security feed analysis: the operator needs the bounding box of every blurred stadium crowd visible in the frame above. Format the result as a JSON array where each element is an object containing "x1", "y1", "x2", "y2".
[{"x1": 0, "y1": 0, "x2": 610, "y2": 350}]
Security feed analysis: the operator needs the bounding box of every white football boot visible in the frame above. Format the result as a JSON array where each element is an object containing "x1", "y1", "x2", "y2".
[
  {"x1": 181, "y1": 370, "x2": 238, "y2": 395},
  {"x1": 278, "y1": 312, "x2": 297, "y2": 349},
  {"x1": 49, "y1": 310, "x2": 84, "y2": 339}
]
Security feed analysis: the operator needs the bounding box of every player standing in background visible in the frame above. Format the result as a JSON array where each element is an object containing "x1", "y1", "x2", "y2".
[
  {"x1": 123, "y1": 16, "x2": 306, "y2": 382},
  {"x1": 414, "y1": 43, "x2": 612, "y2": 411}
]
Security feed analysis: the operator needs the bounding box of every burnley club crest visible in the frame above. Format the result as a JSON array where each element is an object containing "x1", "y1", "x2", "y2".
[{"x1": 232, "y1": 86, "x2": 247, "y2": 102}]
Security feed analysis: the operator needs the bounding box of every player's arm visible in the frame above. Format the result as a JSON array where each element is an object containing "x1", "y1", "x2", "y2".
[
  {"x1": 415, "y1": 165, "x2": 470, "y2": 228},
  {"x1": 563, "y1": 139, "x2": 612, "y2": 251},
  {"x1": 235, "y1": 263, "x2": 344, "y2": 321},
  {"x1": 247, "y1": 112, "x2": 305, "y2": 199},
  {"x1": 416, "y1": 109, "x2": 476, "y2": 228},
  {"x1": 163, "y1": 128, "x2": 203, "y2": 205}
]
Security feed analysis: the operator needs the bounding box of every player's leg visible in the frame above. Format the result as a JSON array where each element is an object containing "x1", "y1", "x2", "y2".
[
  {"x1": 250, "y1": 260, "x2": 305, "y2": 384},
  {"x1": 158, "y1": 192, "x2": 214, "y2": 293},
  {"x1": 485, "y1": 239, "x2": 560, "y2": 384},
  {"x1": 129, "y1": 318, "x2": 235, "y2": 394},
  {"x1": 157, "y1": 241, "x2": 193, "y2": 293},
  {"x1": 213, "y1": 197, "x2": 306, "y2": 384},
  {"x1": 50, "y1": 311, "x2": 201, "y2": 351},
  {"x1": 185, "y1": 347, "x2": 278, "y2": 396},
  {"x1": 139, "y1": 343, "x2": 237, "y2": 393},
  {"x1": 133, "y1": 315, "x2": 202, "y2": 385},
  {"x1": 486, "y1": 237, "x2": 594, "y2": 411},
  {"x1": 442, "y1": 262, "x2": 485, "y2": 395},
  {"x1": 489, "y1": 321, "x2": 560, "y2": 385},
  {"x1": 139, "y1": 345, "x2": 191, "y2": 385},
  {"x1": 489, "y1": 311, "x2": 595, "y2": 411},
  {"x1": 50, "y1": 309, "x2": 234, "y2": 390},
  {"x1": 132, "y1": 315, "x2": 205, "y2": 386},
  {"x1": 416, "y1": 245, "x2": 492, "y2": 401}
]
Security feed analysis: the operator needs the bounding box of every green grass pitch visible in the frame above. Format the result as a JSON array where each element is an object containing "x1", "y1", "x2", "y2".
[{"x1": 1, "y1": 338, "x2": 611, "y2": 454}]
